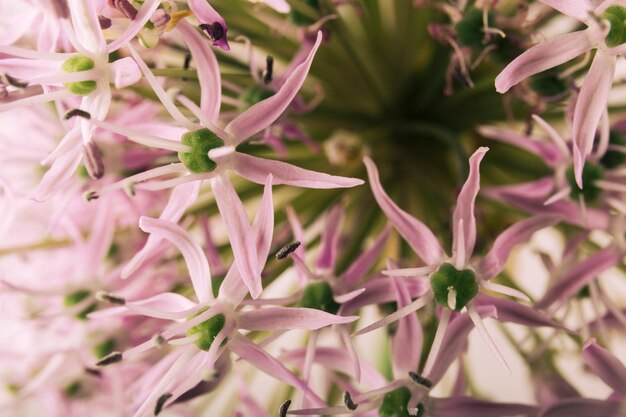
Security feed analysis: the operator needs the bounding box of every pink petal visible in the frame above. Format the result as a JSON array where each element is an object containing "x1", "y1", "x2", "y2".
[
  {"x1": 431, "y1": 396, "x2": 539, "y2": 417},
  {"x1": 31, "y1": 144, "x2": 82, "y2": 202},
  {"x1": 315, "y1": 204, "x2": 344, "y2": 271},
  {"x1": 211, "y1": 175, "x2": 262, "y2": 299},
  {"x1": 232, "y1": 152, "x2": 364, "y2": 189},
  {"x1": 341, "y1": 225, "x2": 391, "y2": 284},
  {"x1": 229, "y1": 334, "x2": 326, "y2": 407},
  {"x1": 364, "y1": 156, "x2": 445, "y2": 265},
  {"x1": 583, "y1": 339, "x2": 626, "y2": 395},
  {"x1": 572, "y1": 51, "x2": 616, "y2": 188},
  {"x1": 475, "y1": 295, "x2": 568, "y2": 331},
  {"x1": 188, "y1": 0, "x2": 230, "y2": 51},
  {"x1": 252, "y1": 174, "x2": 275, "y2": 263},
  {"x1": 109, "y1": 57, "x2": 141, "y2": 88},
  {"x1": 539, "y1": 398, "x2": 623, "y2": 417},
  {"x1": 67, "y1": 0, "x2": 106, "y2": 53},
  {"x1": 139, "y1": 216, "x2": 213, "y2": 303},
  {"x1": 123, "y1": 182, "x2": 200, "y2": 278},
  {"x1": 106, "y1": 0, "x2": 161, "y2": 52},
  {"x1": 391, "y1": 277, "x2": 422, "y2": 376},
  {"x1": 495, "y1": 30, "x2": 592, "y2": 93},
  {"x1": 177, "y1": 20, "x2": 221, "y2": 122},
  {"x1": 238, "y1": 306, "x2": 357, "y2": 330},
  {"x1": 341, "y1": 276, "x2": 429, "y2": 315},
  {"x1": 539, "y1": 0, "x2": 594, "y2": 22},
  {"x1": 224, "y1": 31, "x2": 322, "y2": 145},
  {"x1": 452, "y1": 147, "x2": 488, "y2": 265},
  {"x1": 477, "y1": 215, "x2": 559, "y2": 280},
  {"x1": 535, "y1": 246, "x2": 623, "y2": 310}
]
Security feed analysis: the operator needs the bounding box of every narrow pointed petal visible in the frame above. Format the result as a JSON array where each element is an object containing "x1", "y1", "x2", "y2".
[
  {"x1": 139, "y1": 216, "x2": 213, "y2": 303},
  {"x1": 123, "y1": 182, "x2": 200, "y2": 278},
  {"x1": 431, "y1": 396, "x2": 539, "y2": 417},
  {"x1": 536, "y1": 246, "x2": 623, "y2": 309},
  {"x1": 238, "y1": 307, "x2": 357, "y2": 330},
  {"x1": 109, "y1": 57, "x2": 142, "y2": 88},
  {"x1": 341, "y1": 225, "x2": 391, "y2": 284},
  {"x1": 475, "y1": 295, "x2": 568, "y2": 330},
  {"x1": 353, "y1": 294, "x2": 432, "y2": 336},
  {"x1": 539, "y1": 0, "x2": 594, "y2": 22},
  {"x1": 391, "y1": 277, "x2": 423, "y2": 375},
  {"x1": 452, "y1": 147, "x2": 488, "y2": 265},
  {"x1": 177, "y1": 20, "x2": 221, "y2": 121},
  {"x1": 224, "y1": 31, "x2": 322, "y2": 145},
  {"x1": 583, "y1": 339, "x2": 626, "y2": 395},
  {"x1": 91, "y1": 292, "x2": 198, "y2": 320},
  {"x1": 229, "y1": 334, "x2": 325, "y2": 407},
  {"x1": 467, "y1": 304, "x2": 511, "y2": 373},
  {"x1": 428, "y1": 306, "x2": 497, "y2": 384},
  {"x1": 477, "y1": 215, "x2": 559, "y2": 280},
  {"x1": 364, "y1": 156, "x2": 445, "y2": 265},
  {"x1": 341, "y1": 276, "x2": 428, "y2": 315},
  {"x1": 252, "y1": 174, "x2": 274, "y2": 263},
  {"x1": 188, "y1": 0, "x2": 230, "y2": 51},
  {"x1": 211, "y1": 175, "x2": 262, "y2": 298},
  {"x1": 476, "y1": 126, "x2": 563, "y2": 167},
  {"x1": 315, "y1": 204, "x2": 344, "y2": 271},
  {"x1": 232, "y1": 152, "x2": 363, "y2": 188},
  {"x1": 572, "y1": 51, "x2": 616, "y2": 188},
  {"x1": 107, "y1": 0, "x2": 161, "y2": 52},
  {"x1": 286, "y1": 205, "x2": 306, "y2": 256},
  {"x1": 495, "y1": 30, "x2": 592, "y2": 93},
  {"x1": 32, "y1": 143, "x2": 82, "y2": 202},
  {"x1": 539, "y1": 398, "x2": 623, "y2": 417},
  {"x1": 67, "y1": 0, "x2": 105, "y2": 53}
]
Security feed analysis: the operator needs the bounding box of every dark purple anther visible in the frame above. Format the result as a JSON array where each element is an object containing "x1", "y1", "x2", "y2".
[
  {"x1": 108, "y1": 0, "x2": 138, "y2": 20},
  {"x1": 98, "y1": 15, "x2": 112, "y2": 30},
  {"x1": 83, "y1": 141, "x2": 105, "y2": 180},
  {"x1": 198, "y1": 22, "x2": 225, "y2": 41}
]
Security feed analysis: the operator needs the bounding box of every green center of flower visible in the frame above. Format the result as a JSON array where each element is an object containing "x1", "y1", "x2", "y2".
[
  {"x1": 298, "y1": 281, "x2": 340, "y2": 314},
  {"x1": 603, "y1": 5, "x2": 626, "y2": 47},
  {"x1": 178, "y1": 128, "x2": 224, "y2": 173},
  {"x1": 289, "y1": 0, "x2": 320, "y2": 26},
  {"x1": 430, "y1": 263, "x2": 479, "y2": 312},
  {"x1": 566, "y1": 163, "x2": 604, "y2": 203},
  {"x1": 239, "y1": 86, "x2": 275, "y2": 111},
  {"x1": 186, "y1": 312, "x2": 226, "y2": 351},
  {"x1": 61, "y1": 55, "x2": 98, "y2": 96},
  {"x1": 379, "y1": 387, "x2": 425, "y2": 417},
  {"x1": 455, "y1": 7, "x2": 493, "y2": 49}
]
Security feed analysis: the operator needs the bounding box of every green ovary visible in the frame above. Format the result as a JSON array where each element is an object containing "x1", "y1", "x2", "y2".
[
  {"x1": 379, "y1": 387, "x2": 425, "y2": 417},
  {"x1": 61, "y1": 55, "x2": 97, "y2": 95},
  {"x1": 604, "y1": 6, "x2": 626, "y2": 47},
  {"x1": 186, "y1": 313, "x2": 226, "y2": 351},
  {"x1": 239, "y1": 86, "x2": 275, "y2": 111},
  {"x1": 178, "y1": 128, "x2": 224, "y2": 173},
  {"x1": 298, "y1": 281, "x2": 340, "y2": 314},
  {"x1": 430, "y1": 263, "x2": 479, "y2": 312}
]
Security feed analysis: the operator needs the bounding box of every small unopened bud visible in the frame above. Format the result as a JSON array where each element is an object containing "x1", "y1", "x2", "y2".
[
  {"x1": 95, "y1": 351, "x2": 122, "y2": 366},
  {"x1": 155, "y1": 393, "x2": 172, "y2": 416},
  {"x1": 64, "y1": 108, "x2": 91, "y2": 120},
  {"x1": 408, "y1": 371, "x2": 433, "y2": 388},
  {"x1": 278, "y1": 400, "x2": 291, "y2": 417},
  {"x1": 199, "y1": 22, "x2": 225, "y2": 41},
  {"x1": 95, "y1": 291, "x2": 125, "y2": 305},
  {"x1": 83, "y1": 191, "x2": 99, "y2": 202},
  {"x1": 263, "y1": 55, "x2": 274, "y2": 85},
  {"x1": 343, "y1": 391, "x2": 358, "y2": 410},
  {"x1": 276, "y1": 241, "x2": 301, "y2": 260},
  {"x1": 98, "y1": 15, "x2": 112, "y2": 29},
  {"x1": 83, "y1": 141, "x2": 105, "y2": 180},
  {"x1": 150, "y1": 9, "x2": 171, "y2": 29}
]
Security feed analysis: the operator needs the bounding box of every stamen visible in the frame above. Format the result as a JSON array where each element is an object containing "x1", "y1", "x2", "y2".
[
  {"x1": 95, "y1": 291, "x2": 125, "y2": 305},
  {"x1": 531, "y1": 114, "x2": 570, "y2": 158},
  {"x1": 276, "y1": 241, "x2": 302, "y2": 259},
  {"x1": 84, "y1": 368, "x2": 101, "y2": 377},
  {"x1": 408, "y1": 372, "x2": 433, "y2": 388},
  {"x1": 0, "y1": 89, "x2": 71, "y2": 112},
  {"x1": 84, "y1": 191, "x2": 99, "y2": 202},
  {"x1": 98, "y1": 16, "x2": 112, "y2": 30},
  {"x1": 454, "y1": 219, "x2": 465, "y2": 270},
  {"x1": 109, "y1": 0, "x2": 138, "y2": 20},
  {"x1": 182, "y1": 53, "x2": 192, "y2": 82},
  {"x1": 83, "y1": 141, "x2": 104, "y2": 180},
  {"x1": 279, "y1": 400, "x2": 292, "y2": 417},
  {"x1": 153, "y1": 334, "x2": 166, "y2": 347},
  {"x1": 353, "y1": 294, "x2": 433, "y2": 336},
  {"x1": 480, "y1": 281, "x2": 530, "y2": 301},
  {"x1": 4, "y1": 74, "x2": 28, "y2": 89},
  {"x1": 263, "y1": 55, "x2": 274, "y2": 85},
  {"x1": 382, "y1": 265, "x2": 437, "y2": 277},
  {"x1": 95, "y1": 351, "x2": 123, "y2": 366},
  {"x1": 154, "y1": 392, "x2": 172, "y2": 416},
  {"x1": 467, "y1": 303, "x2": 511, "y2": 374},
  {"x1": 543, "y1": 187, "x2": 571, "y2": 206},
  {"x1": 422, "y1": 309, "x2": 452, "y2": 377},
  {"x1": 343, "y1": 391, "x2": 358, "y2": 410},
  {"x1": 447, "y1": 286, "x2": 457, "y2": 310},
  {"x1": 64, "y1": 108, "x2": 91, "y2": 120},
  {"x1": 199, "y1": 22, "x2": 225, "y2": 41}
]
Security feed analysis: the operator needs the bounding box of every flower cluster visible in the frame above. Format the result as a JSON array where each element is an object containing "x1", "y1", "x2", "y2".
[{"x1": 2, "y1": 1, "x2": 626, "y2": 417}]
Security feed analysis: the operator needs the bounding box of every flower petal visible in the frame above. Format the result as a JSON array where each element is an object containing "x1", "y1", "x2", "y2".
[
  {"x1": 139, "y1": 216, "x2": 213, "y2": 303},
  {"x1": 341, "y1": 225, "x2": 391, "y2": 284},
  {"x1": 211, "y1": 175, "x2": 262, "y2": 299},
  {"x1": 582, "y1": 339, "x2": 626, "y2": 395},
  {"x1": 495, "y1": 30, "x2": 592, "y2": 93},
  {"x1": 475, "y1": 295, "x2": 568, "y2": 331},
  {"x1": 539, "y1": 0, "x2": 594, "y2": 22},
  {"x1": 452, "y1": 147, "x2": 488, "y2": 266},
  {"x1": 109, "y1": 57, "x2": 141, "y2": 89},
  {"x1": 477, "y1": 215, "x2": 559, "y2": 280},
  {"x1": 364, "y1": 156, "x2": 445, "y2": 265},
  {"x1": 107, "y1": 0, "x2": 161, "y2": 52},
  {"x1": 177, "y1": 20, "x2": 221, "y2": 122},
  {"x1": 224, "y1": 31, "x2": 322, "y2": 145},
  {"x1": 231, "y1": 152, "x2": 364, "y2": 188},
  {"x1": 252, "y1": 174, "x2": 274, "y2": 263},
  {"x1": 431, "y1": 396, "x2": 539, "y2": 417},
  {"x1": 238, "y1": 306, "x2": 357, "y2": 330},
  {"x1": 391, "y1": 277, "x2": 423, "y2": 376},
  {"x1": 572, "y1": 51, "x2": 616, "y2": 188},
  {"x1": 315, "y1": 204, "x2": 344, "y2": 271},
  {"x1": 538, "y1": 398, "x2": 623, "y2": 417}
]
